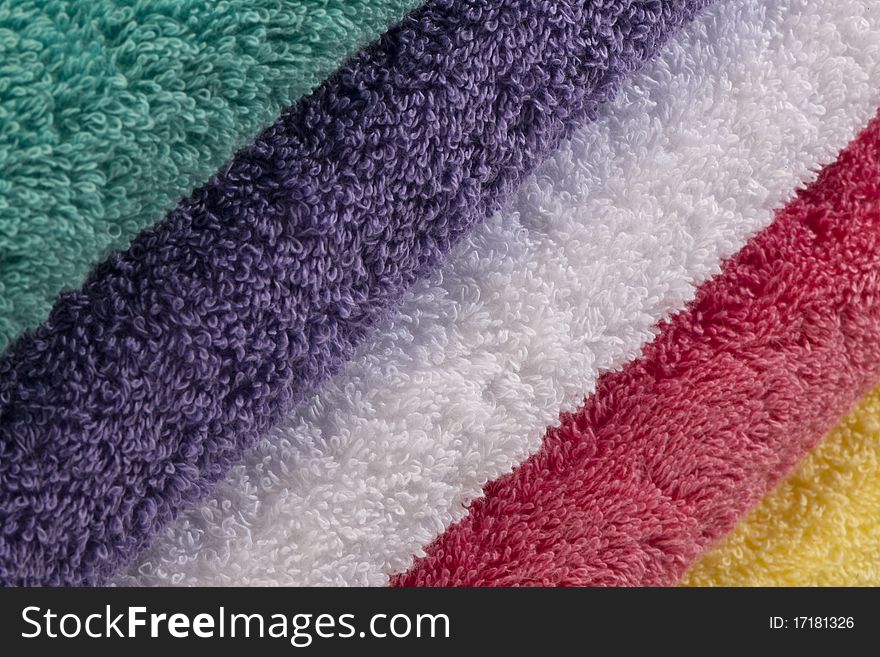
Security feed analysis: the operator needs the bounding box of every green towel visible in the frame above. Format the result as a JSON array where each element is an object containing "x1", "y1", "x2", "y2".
[{"x1": 0, "y1": 0, "x2": 421, "y2": 351}]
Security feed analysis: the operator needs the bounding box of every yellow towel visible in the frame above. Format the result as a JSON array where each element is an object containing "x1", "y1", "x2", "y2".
[{"x1": 682, "y1": 388, "x2": 880, "y2": 586}]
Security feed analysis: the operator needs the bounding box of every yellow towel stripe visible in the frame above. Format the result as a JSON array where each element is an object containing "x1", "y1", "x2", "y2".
[{"x1": 682, "y1": 388, "x2": 880, "y2": 586}]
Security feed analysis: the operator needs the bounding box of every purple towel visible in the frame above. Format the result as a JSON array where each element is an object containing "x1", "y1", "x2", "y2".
[{"x1": 0, "y1": 0, "x2": 711, "y2": 586}]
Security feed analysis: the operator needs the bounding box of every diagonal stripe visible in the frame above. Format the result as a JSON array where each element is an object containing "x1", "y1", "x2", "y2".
[
  {"x1": 122, "y1": 0, "x2": 880, "y2": 586},
  {"x1": 0, "y1": 0, "x2": 425, "y2": 351},
  {"x1": 682, "y1": 387, "x2": 880, "y2": 587},
  {"x1": 394, "y1": 111, "x2": 880, "y2": 587}
]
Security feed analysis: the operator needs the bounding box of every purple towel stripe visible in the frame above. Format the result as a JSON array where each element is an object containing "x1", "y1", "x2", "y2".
[{"x1": 0, "y1": 0, "x2": 710, "y2": 586}]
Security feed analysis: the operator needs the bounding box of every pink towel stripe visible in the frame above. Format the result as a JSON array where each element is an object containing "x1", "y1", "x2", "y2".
[{"x1": 394, "y1": 111, "x2": 880, "y2": 587}]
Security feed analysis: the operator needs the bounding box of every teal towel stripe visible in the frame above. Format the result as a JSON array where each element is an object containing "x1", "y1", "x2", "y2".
[{"x1": 0, "y1": 0, "x2": 422, "y2": 351}]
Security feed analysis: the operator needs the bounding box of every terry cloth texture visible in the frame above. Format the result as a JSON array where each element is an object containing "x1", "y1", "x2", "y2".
[
  {"x1": 682, "y1": 386, "x2": 880, "y2": 587},
  {"x1": 0, "y1": 0, "x2": 710, "y2": 586},
  {"x1": 119, "y1": 0, "x2": 880, "y2": 586},
  {"x1": 0, "y1": 0, "x2": 426, "y2": 352},
  {"x1": 393, "y1": 110, "x2": 880, "y2": 587}
]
